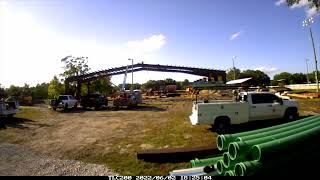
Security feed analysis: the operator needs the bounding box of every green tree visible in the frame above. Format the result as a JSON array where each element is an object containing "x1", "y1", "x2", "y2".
[
  {"x1": 7, "y1": 85, "x2": 22, "y2": 97},
  {"x1": 273, "y1": 72, "x2": 292, "y2": 84},
  {"x1": 90, "y1": 77, "x2": 115, "y2": 95},
  {"x1": 226, "y1": 68, "x2": 241, "y2": 81},
  {"x1": 309, "y1": 71, "x2": 317, "y2": 83},
  {"x1": 181, "y1": 79, "x2": 190, "y2": 89},
  {"x1": 164, "y1": 78, "x2": 176, "y2": 85},
  {"x1": 0, "y1": 84, "x2": 7, "y2": 98},
  {"x1": 239, "y1": 70, "x2": 270, "y2": 86},
  {"x1": 142, "y1": 80, "x2": 161, "y2": 90},
  {"x1": 48, "y1": 76, "x2": 64, "y2": 99},
  {"x1": 290, "y1": 73, "x2": 307, "y2": 84},
  {"x1": 176, "y1": 79, "x2": 190, "y2": 90},
  {"x1": 21, "y1": 83, "x2": 32, "y2": 96},
  {"x1": 60, "y1": 56, "x2": 91, "y2": 78},
  {"x1": 32, "y1": 83, "x2": 49, "y2": 100}
]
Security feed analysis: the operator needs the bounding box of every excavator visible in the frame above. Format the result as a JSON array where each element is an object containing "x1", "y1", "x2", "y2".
[{"x1": 112, "y1": 65, "x2": 142, "y2": 109}]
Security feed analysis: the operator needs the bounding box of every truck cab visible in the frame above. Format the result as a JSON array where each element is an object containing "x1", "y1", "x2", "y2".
[{"x1": 189, "y1": 92, "x2": 299, "y2": 134}]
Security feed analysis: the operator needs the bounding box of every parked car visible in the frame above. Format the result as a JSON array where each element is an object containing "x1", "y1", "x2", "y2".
[
  {"x1": 189, "y1": 92, "x2": 299, "y2": 134},
  {"x1": 50, "y1": 95, "x2": 78, "y2": 111}
]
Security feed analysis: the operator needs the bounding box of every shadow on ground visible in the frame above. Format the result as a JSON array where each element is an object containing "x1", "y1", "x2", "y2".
[{"x1": 0, "y1": 117, "x2": 51, "y2": 130}]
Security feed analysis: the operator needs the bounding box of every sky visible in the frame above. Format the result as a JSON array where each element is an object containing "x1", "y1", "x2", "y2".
[{"x1": 0, "y1": 0, "x2": 320, "y2": 88}]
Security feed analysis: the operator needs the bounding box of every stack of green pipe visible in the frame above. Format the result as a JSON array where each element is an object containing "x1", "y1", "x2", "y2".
[{"x1": 188, "y1": 115, "x2": 320, "y2": 176}]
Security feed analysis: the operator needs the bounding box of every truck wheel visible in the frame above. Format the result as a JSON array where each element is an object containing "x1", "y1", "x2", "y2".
[
  {"x1": 283, "y1": 108, "x2": 298, "y2": 122},
  {"x1": 64, "y1": 103, "x2": 68, "y2": 111},
  {"x1": 73, "y1": 103, "x2": 78, "y2": 109},
  {"x1": 53, "y1": 107, "x2": 57, "y2": 111},
  {"x1": 214, "y1": 117, "x2": 230, "y2": 134}
]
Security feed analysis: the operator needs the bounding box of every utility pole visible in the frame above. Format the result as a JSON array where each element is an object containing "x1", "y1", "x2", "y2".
[
  {"x1": 306, "y1": 59, "x2": 310, "y2": 84},
  {"x1": 128, "y1": 58, "x2": 134, "y2": 94},
  {"x1": 232, "y1": 56, "x2": 237, "y2": 80},
  {"x1": 303, "y1": 17, "x2": 319, "y2": 92}
]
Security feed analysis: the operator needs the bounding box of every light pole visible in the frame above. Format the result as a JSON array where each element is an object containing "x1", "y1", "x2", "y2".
[
  {"x1": 303, "y1": 17, "x2": 319, "y2": 92},
  {"x1": 232, "y1": 56, "x2": 238, "y2": 80},
  {"x1": 128, "y1": 58, "x2": 134, "y2": 94},
  {"x1": 306, "y1": 59, "x2": 310, "y2": 84}
]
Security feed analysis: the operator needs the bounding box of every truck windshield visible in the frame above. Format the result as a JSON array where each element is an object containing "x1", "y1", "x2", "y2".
[{"x1": 59, "y1": 96, "x2": 68, "y2": 100}]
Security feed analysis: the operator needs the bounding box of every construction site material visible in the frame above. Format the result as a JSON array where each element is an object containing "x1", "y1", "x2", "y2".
[
  {"x1": 228, "y1": 117, "x2": 320, "y2": 160},
  {"x1": 287, "y1": 92, "x2": 320, "y2": 99},
  {"x1": 190, "y1": 156, "x2": 221, "y2": 168},
  {"x1": 137, "y1": 146, "x2": 221, "y2": 163},
  {"x1": 170, "y1": 115, "x2": 320, "y2": 176},
  {"x1": 169, "y1": 167, "x2": 206, "y2": 176},
  {"x1": 217, "y1": 115, "x2": 316, "y2": 151}
]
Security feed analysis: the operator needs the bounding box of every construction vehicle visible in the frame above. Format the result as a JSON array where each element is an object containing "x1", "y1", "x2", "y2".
[
  {"x1": 80, "y1": 93, "x2": 108, "y2": 110},
  {"x1": 0, "y1": 97, "x2": 20, "y2": 118},
  {"x1": 19, "y1": 96, "x2": 33, "y2": 106},
  {"x1": 112, "y1": 65, "x2": 142, "y2": 109}
]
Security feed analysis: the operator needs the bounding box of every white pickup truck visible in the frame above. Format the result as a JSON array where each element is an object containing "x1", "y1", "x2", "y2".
[
  {"x1": 50, "y1": 95, "x2": 78, "y2": 111},
  {"x1": 189, "y1": 92, "x2": 299, "y2": 133}
]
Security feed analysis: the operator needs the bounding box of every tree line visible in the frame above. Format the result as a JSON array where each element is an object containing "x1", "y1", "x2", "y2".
[{"x1": 227, "y1": 68, "x2": 318, "y2": 86}]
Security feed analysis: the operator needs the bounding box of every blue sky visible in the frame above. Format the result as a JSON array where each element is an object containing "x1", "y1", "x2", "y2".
[{"x1": 0, "y1": 0, "x2": 319, "y2": 87}]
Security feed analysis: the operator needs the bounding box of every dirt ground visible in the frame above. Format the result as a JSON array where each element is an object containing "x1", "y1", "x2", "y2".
[
  {"x1": 0, "y1": 144, "x2": 117, "y2": 176},
  {"x1": 0, "y1": 95, "x2": 319, "y2": 175}
]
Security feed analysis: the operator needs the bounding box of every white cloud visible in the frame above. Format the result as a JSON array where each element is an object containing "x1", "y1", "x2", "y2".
[
  {"x1": 254, "y1": 67, "x2": 280, "y2": 77},
  {"x1": 306, "y1": 6, "x2": 318, "y2": 17},
  {"x1": 230, "y1": 31, "x2": 242, "y2": 40},
  {"x1": 125, "y1": 34, "x2": 166, "y2": 55},
  {"x1": 275, "y1": 0, "x2": 286, "y2": 6}
]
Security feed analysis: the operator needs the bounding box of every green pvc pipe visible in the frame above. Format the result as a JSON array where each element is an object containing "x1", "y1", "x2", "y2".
[
  {"x1": 228, "y1": 119, "x2": 320, "y2": 160},
  {"x1": 222, "y1": 152, "x2": 239, "y2": 173},
  {"x1": 251, "y1": 124, "x2": 320, "y2": 161},
  {"x1": 234, "y1": 161, "x2": 262, "y2": 176},
  {"x1": 222, "y1": 152, "x2": 229, "y2": 167},
  {"x1": 217, "y1": 115, "x2": 319, "y2": 151},
  {"x1": 236, "y1": 115, "x2": 320, "y2": 142},
  {"x1": 191, "y1": 156, "x2": 222, "y2": 168},
  {"x1": 224, "y1": 170, "x2": 235, "y2": 176},
  {"x1": 216, "y1": 160, "x2": 225, "y2": 175},
  {"x1": 234, "y1": 141, "x2": 320, "y2": 176}
]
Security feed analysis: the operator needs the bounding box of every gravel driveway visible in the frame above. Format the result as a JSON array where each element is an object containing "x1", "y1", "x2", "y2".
[{"x1": 0, "y1": 144, "x2": 118, "y2": 176}]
